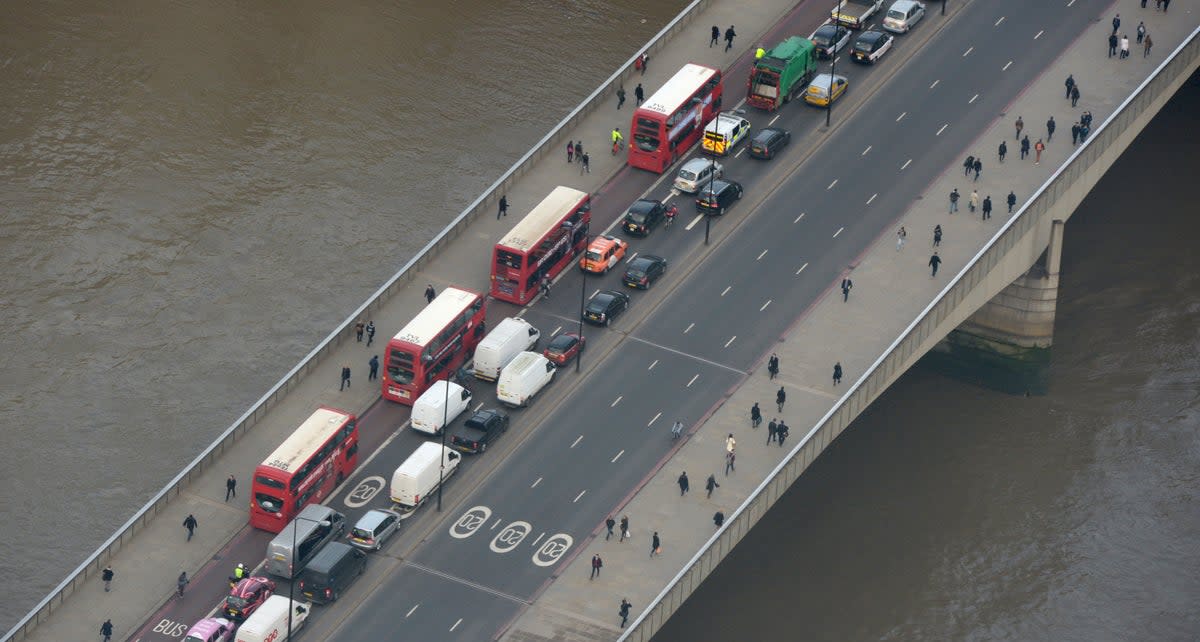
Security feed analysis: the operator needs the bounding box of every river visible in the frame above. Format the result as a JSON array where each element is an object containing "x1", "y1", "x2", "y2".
[{"x1": 655, "y1": 71, "x2": 1200, "y2": 641}]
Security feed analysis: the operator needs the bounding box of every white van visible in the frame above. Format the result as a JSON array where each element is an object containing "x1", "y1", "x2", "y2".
[
  {"x1": 474, "y1": 317, "x2": 540, "y2": 381},
  {"x1": 235, "y1": 595, "x2": 311, "y2": 642},
  {"x1": 390, "y1": 442, "x2": 462, "y2": 510},
  {"x1": 496, "y1": 351, "x2": 556, "y2": 408},
  {"x1": 410, "y1": 380, "x2": 472, "y2": 435}
]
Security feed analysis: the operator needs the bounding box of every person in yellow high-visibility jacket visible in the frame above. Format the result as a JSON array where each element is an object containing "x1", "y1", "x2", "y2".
[{"x1": 755, "y1": 46, "x2": 765, "y2": 59}]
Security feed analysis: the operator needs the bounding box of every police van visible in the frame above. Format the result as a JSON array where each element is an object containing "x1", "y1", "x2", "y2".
[{"x1": 702, "y1": 112, "x2": 752, "y2": 156}]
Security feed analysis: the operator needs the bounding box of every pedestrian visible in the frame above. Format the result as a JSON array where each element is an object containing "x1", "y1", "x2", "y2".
[
  {"x1": 933, "y1": 224, "x2": 942, "y2": 247},
  {"x1": 567, "y1": 140, "x2": 574, "y2": 163},
  {"x1": 710, "y1": 25, "x2": 720, "y2": 47},
  {"x1": 605, "y1": 516, "x2": 615, "y2": 540},
  {"x1": 1120, "y1": 35, "x2": 1130, "y2": 59},
  {"x1": 102, "y1": 565, "x2": 114, "y2": 592},
  {"x1": 636, "y1": 52, "x2": 648, "y2": 75},
  {"x1": 896, "y1": 226, "x2": 906, "y2": 251},
  {"x1": 982, "y1": 195, "x2": 992, "y2": 221},
  {"x1": 1108, "y1": 33, "x2": 1119, "y2": 58},
  {"x1": 724, "y1": 25, "x2": 736, "y2": 52},
  {"x1": 1163, "y1": 0, "x2": 1170, "y2": 11},
  {"x1": 973, "y1": 158, "x2": 982, "y2": 181},
  {"x1": 963, "y1": 155, "x2": 974, "y2": 176},
  {"x1": 365, "y1": 321, "x2": 375, "y2": 346},
  {"x1": 225, "y1": 475, "x2": 237, "y2": 502},
  {"x1": 1079, "y1": 122, "x2": 1090, "y2": 142},
  {"x1": 1112, "y1": 13, "x2": 1120, "y2": 36},
  {"x1": 1020, "y1": 135, "x2": 1031, "y2": 160},
  {"x1": 725, "y1": 451, "x2": 736, "y2": 475},
  {"x1": 497, "y1": 194, "x2": 508, "y2": 219},
  {"x1": 619, "y1": 599, "x2": 632, "y2": 628},
  {"x1": 929, "y1": 252, "x2": 942, "y2": 277},
  {"x1": 635, "y1": 83, "x2": 644, "y2": 106},
  {"x1": 833, "y1": 362, "x2": 843, "y2": 385},
  {"x1": 339, "y1": 365, "x2": 351, "y2": 390},
  {"x1": 678, "y1": 471, "x2": 689, "y2": 496},
  {"x1": 1034, "y1": 139, "x2": 1045, "y2": 164},
  {"x1": 776, "y1": 386, "x2": 786, "y2": 412},
  {"x1": 617, "y1": 85, "x2": 626, "y2": 110},
  {"x1": 750, "y1": 402, "x2": 762, "y2": 428},
  {"x1": 1142, "y1": 0, "x2": 1147, "y2": 8},
  {"x1": 998, "y1": 140, "x2": 1007, "y2": 162},
  {"x1": 949, "y1": 188, "x2": 959, "y2": 213},
  {"x1": 368, "y1": 354, "x2": 379, "y2": 381},
  {"x1": 1136, "y1": 22, "x2": 1145, "y2": 44},
  {"x1": 650, "y1": 532, "x2": 661, "y2": 558},
  {"x1": 176, "y1": 571, "x2": 189, "y2": 597},
  {"x1": 969, "y1": 189, "x2": 979, "y2": 213},
  {"x1": 1015, "y1": 116, "x2": 1024, "y2": 140},
  {"x1": 1081, "y1": 111, "x2": 1093, "y2": 128},
  {"x1": 424, "y1": 284, "x2": 436, "y2": 303},
  {"x1": 841, "y1": 277, "x2": 853, "y2": 302},
  {"x1": 713, "y1": 510, "x2": 725, "y2": 527},
  {"x1": 590, "y1": 554, "x2": 603, "y2": 579},
  {"x1": 580, "y1": 152, "x2": 590, "y2": 174},
  {"x1": 1144, "y1": 34, "x2": 1153, "y2": 57},
  {"x1": 768, "y1": 353, "x2": 779, "y2": 379},
  {"x1": 1064, "y1": 74, "x2": 1075, "y2": 99},
  {"x1": 1071, "y1": 85, "x2": 1080, "y2": 107},
  {"x1": 182, "y1": 514, "x2": 197, "y2": 541},
  {"x1": 1071, "y1": 122, "x2": 1080, "y2": 145},
  {"x1": 706, "y1": 474, "x2": 719, "y2": 498},
  {"x1": 1007, "y1": 191, "x2": 1017, "y2": 213},
  {"x1": 766, "y1": 418, "x2": 778, "y2": 444},
  {"x1": 620, "y1": 515, "x2": 630, "y2": 542},
  {"x1": 355, "y1": 319, "x2": 364, "y2": 342},
  {"x1": 101, "y1": 618, "x2": 114, "y2": 642},
  {"x1": 725, "y1": 433, "x2": 736, "y2": 455},
  {"x1": 1046, "y1": 116, "x2": 1056, "y2": 141},
  {"x1": 540, "y1": 275, "x2": 551, "y2": 299}
]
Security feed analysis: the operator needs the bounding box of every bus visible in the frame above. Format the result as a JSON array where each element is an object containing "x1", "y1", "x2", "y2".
[
  {"x1": 490, "y1": 186, "x2": 591, "y2": 305},
  {"x1": 249, "y1": 406, "x2": 359, "y2": 533},
  {"x1": 629, "y1": 63, "x2": 724, "y2": 173},
  {"x1": 382, "y1": 286, "x2": 487, "y2": 404}
]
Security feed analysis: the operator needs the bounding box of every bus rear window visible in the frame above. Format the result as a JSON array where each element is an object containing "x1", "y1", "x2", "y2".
[{"x1": 255, "y1": 475, "x2": 286, "y2": 490}]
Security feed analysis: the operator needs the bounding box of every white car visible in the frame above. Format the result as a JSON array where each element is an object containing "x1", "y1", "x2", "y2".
[
  {"x1": 883, "y1": 0, "x2": 925, "y2": 33},
  {"x1": 673, "y1": 157, "x2": 724, "y2": 194}
]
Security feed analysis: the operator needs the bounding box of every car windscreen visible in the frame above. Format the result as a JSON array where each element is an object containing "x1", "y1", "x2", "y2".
[
  {"x1": 226, "y1": 595, "x2": 250, "y2": 608},
  {"x1": 887, "y1": 9, "x2": 905, "y2": 19},
  {"x1": 548, "y1": 336, "x2": 573, "y2": 351},
  {"x1": 678, "y1": 169, "x2": 698, "y2": 181},
  {"x1": 584, "y1": 250, "x2": 602, "y2": 262},
  {"x1": 351, "y1": 527, "x2": 376, "y2": 539}
]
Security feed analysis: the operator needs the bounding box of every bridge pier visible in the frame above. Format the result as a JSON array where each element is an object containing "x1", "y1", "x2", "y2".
[{"x1": 926, "y1": 219, "x2": 1064, "y2": 395}]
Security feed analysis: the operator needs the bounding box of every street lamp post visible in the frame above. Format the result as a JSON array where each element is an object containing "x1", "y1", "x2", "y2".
[
  {"x1": 577, "y1": 241, "x2": 588, "y2": 373},
  {"x1": 942, "y1": 0, "x2": 947, "y2": 17},
  {"x1": 286, "y1": 516, "x2": 326, "y2": 639},
  {"x1": 826, "y1": 32, "x2": 838, "y2": 127},
  {"x1": 437, "y1": 373, "x2": 449, "y2": 511}
]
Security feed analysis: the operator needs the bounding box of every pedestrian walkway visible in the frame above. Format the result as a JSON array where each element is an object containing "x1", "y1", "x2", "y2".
[{"x1": 504, "y1": 4, "x2": 1198, "y2": 639}]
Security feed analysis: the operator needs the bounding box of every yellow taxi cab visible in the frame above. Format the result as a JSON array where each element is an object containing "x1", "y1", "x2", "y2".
[
  {"x1": 578, "y1": 235, "x2": 629, "y2": 274},
  {"x1": 804, "y1": 73, "x2": 848, "y2": 107},
  {"x1": 702, "y1": 112, "x2": 752, "y2": 156}
]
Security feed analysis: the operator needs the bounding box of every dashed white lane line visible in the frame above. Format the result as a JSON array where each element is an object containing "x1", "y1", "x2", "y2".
[
  {"x1": 929, "y1": 79, "x2": 939, "y2": 89},
  {"x1": 450, "y1": 619, "x2": 463, "y2": 632},
  {"x1": 796, "y1": 262, "x2": 809, "y2": 275},
  {"x1": 530, "y1": 532, "x2": 543, "y2": 547},
  {"x1": 1067, "y1": 0, "x2": 1075, "y2": 6},
  {"x1": 516, "y1": 308, "x2": 527, "y2": 318},
  {"x1": 686, "y1": 374, "x2": 699, "y2": 387},
  {"x1": 612, "y1": 450, "x2": 624, "y2": 463},
  {"x1": 901, "y1": 158, "x2": 912, "y2": 170},
  {"x1": 685, "y1": 213, "x2": 704, "y2": 230},
  {"x1": 963, "y1": 46, "x2": 974, "y2": 57},
  {"x1": 648, "y1": 412, "x2": 660, "y2": 426},
  {"x1": 684, "y1": 322, "x2": 694, "y2": 333},
  {"x1": 969, "y1": 93, "x2": 979, "y2": 104},
  {"x1": 756, "y1": 249, "x2": 768, "y2": 260},
  {"x1": 648, "y1": 359, "x2": 658, "y2": 370},
  {"x1": 833, "y1": 227, "x2": 844, "y2": 238},
  {"x1": 734, "y1": 148, "x2": 745, "y2": 158},
  {"x1": 473, "y1": 402, "x2": 484, "y2": 412},
  {"x1": 995, "y1": 16, "x2": 1005, "y2": 26},
  {"x1": 724, "y1": 336, "x2": 737, "y2": 348},
  {"x1": 861, "y1": 145, "x2": 872, "y2": 156},
  {"x1": 936, "y1": 123, "x2": 948, "y2": 136},
  {"x1": 768, "y1": 114, "x2": 781, "y2": 126},
  {"x1": 591, "y1": 288, "x2": 599, "y2": 298},
  {"x1": 531, "y1": 477, "x2": 542, "y2": 488},
  {"x1": 794, "y1": 212, "x2": 805, "y2": 223},
  {"x1": 896, "y1": 111, "x2": 907, "y2": 121},
  {"x1": 570, "y1": 435, "x2": 583, "y2": 449},
  {"x1": 721, "y1": 285, "x2": 731, "y2": 296},
  {"x1": 827, "y1": 179, "x2": 838, "y2": 190},
  {"x1": 1003, "y1": 60, "x2": 1013, "y2": 71},
  {"x1": 407, "y1": 604, "x2": 420, "y2": 618},
  {"x1": 611, "y1": 396, "x2": 622, "y2": 407},
  {"x1": 573, "y1": 490, "x2": 586, "y2": 503},
  {"x1": 1034, "y1": 30, "x2": 1044, "y2": 40},
  {"x1": 626, "y1": 252, "x2": 637, "y2": 263},
  {"x1": 551, "y1": 326, "x2": 562, "y2": 338},
  {"x1": 760, "y1": 299, "x2": 772, "y2": 312},
  {"x1": 866, "y1": 193, "x2": 877, "y2": 205}
]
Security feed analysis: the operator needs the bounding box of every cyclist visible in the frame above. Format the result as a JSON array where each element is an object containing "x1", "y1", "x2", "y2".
[
  {"x1": 611, "y1": 127, "x2": 624, "y2": 154},
  {"x1": 664, "y1": 203, "x2": 678, "y2": 228}
]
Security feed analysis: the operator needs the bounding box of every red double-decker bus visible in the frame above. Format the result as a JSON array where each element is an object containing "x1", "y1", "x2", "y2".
[
  {"x1": 490, "y1": 186, "x2": 591, "y2": 305},
  {"x1": 629, "y1": 63, "x2": 724, "y2": 173},
  {"x1": 249, "y1": 406, "x2": 359, "y2": 533},
  {"x1": 382, "y1": 286, "x2": 486, "y2": 404}
]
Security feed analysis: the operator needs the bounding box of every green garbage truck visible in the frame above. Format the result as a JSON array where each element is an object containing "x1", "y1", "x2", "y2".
[{"x1": 746, "y1": 37, "x2": 818, "y2": 111}]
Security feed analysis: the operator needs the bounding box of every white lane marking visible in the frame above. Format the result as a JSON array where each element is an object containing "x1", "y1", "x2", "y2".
[
  {"x1": 834, "y1": 55, "x2": 841, "y2": 64},
  {"x1": 492, "y1": 518, "x2": 502, "y2": 529},
  {"x1": 516, "y1": 308, "x2": 527, "y2": 318},
  {"x1": 685, "y1": 213, "x2": 704, "y2": 230},
  {"x1": 794, "y1": 212, "x2": 805, "y2": 223},
  {"x1": 531, "y1": 477, "x2": 542, "y2": 488},
  {"x1": 969, "y1": 94, "x2": 979, "y2": 104},
  {"x1": 936, "y1": 124, "x2": 948, "y2": 136},
  {"x1": 407, "y1": 604, "x2": 420, "y2": 618},
  {"x1": 570, "y1": 435, "x2": 583, "y2": 448},
  {"x1": 768, "y1": 114, "x2": 780, "y2": 126},
  {"x1": 686, "y1": 374, "x2": 699, "y2": 387},
  {"x1": 929, "y1": 79, "x2": 939, "y2": 89},
  {"x1": 627, "y1": 336, "x2": 747, "y2": 375},
  {"x1": 551, "y1": 325, "x2": 561, "y2": 337},
  {"x1": 611, "y1": 396, "x2": 622, "y2": 407},
  {"x1": 1002, "y1": 60, "x2": 1013, "y2": 71},
  {"x1": 612, "y1": 450, "x2": 624, "y2": 463},
  {"x1": 827, "y1": 179, "x2": 838, "y2": 190},
  {"x1": 756, "y1": 249, "x2": 768, "y2": 260},
  {"x1": 995, "y1": 16, "x2": 1005, "y2": 26},
  {"x1": 473, "y1": 402, "x2": 484, "y2": 412},
  {"x1": 450, "y1": 619, "x2": 462, "y2": 632},
  {"x1": 530, "y1": 532, "x2": 544, "y2": 547},
  {"x1": 734, "y1": 148, "x2": 745, "y2": 158},
  {"x1": 721, "y1": 285, "x2": 731, "y2": 296},
  {"x1": 1034, "y1": 30, "x2": 1044, "y2": 40},
  {"x1": 901, "y1": 158, "x2": 912, "y2": 170},
  {"x1": 648, "y1": 359, "x2": 658, "y2": 370},
  {"x1": 833, "y1": 227, "x2": 844, "y2": 238},
  {"x1": 896, "y1": 111, "x2": 907, "y2": 121},
  {"x1": 573, "y1": 490, "x2": 586, "y2": 503},
  {"x1": 626, "y1": 252, "x2": 638, "y2": 263},
  {"x1": 760, "y1": 299, "x2": 772, "y2": 311},
  {"x1": 591, "y1": 289, "x2": 599, "y2": 298},
  {"x1": 1067, "y1": 0, "x2": 1075, "y2": 5},
  {"x1": 724, "y1": 336, "x2": 737, "y2": 348},
  {"x1": 962, "y1": 46, "x2": 974, "y2": 57},
  {"x1": 866, "y1": 193, "x2": 877, "y2": 205},
  {"x1": 861, "y1": 145, "x2": 872, "y2": 156},
  {"x1": 684, "y1": 323, "x2": 694, "y2": 333},
  {"x1": 648, "y1": 412, "x2": 660, "y2": 426},
  {"x1": 796, "y1": 262, "x2": 809, "y2": 275}
]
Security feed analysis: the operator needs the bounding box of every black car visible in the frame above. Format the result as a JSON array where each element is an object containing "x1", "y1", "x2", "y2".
[
  {"x1": 623, "y1": 199, "x2": 666, "y2": 236},
  {"x1": 695, "y1": 179, "x2": 744, "y2": 215},
  {"x1": 449, "y1": 409, "x2": 509, "y2": 454},
  {"x1": 811, "y1": 23, "x2": 851, "y2": 58},
  {"x1": 748, "y1": 127, "x2": 791, "y2": 160},
  {"x1": 852, "y1": 30, "x2": 894, "y2": 64},
  {"x1": 584, "y1": 290, "x2": 631, "y2": 326},
  {"x1": 623, "y1": 255, "x2": 668, "y2": 289}
]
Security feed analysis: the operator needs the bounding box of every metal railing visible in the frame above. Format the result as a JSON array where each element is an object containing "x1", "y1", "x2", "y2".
[
  {"x1": 1, "y1": 2, "x2": 716, "y2": 640},
  {"x1": 619, "y1": 24, "x2": 1200, "y2": 641}
]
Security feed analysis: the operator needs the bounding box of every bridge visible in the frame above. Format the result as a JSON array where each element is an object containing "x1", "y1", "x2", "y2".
[{"x1": 7, "y1": 0, "x2": 1198, "y2": 641}]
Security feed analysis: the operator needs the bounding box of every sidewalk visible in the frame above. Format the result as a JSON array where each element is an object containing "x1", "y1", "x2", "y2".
[
  {"x1": 17, "y1": 1, "x2": 808, "y2": 641},
  {"x1": 505, "y1": 2, "x2": 1198, "y2": 639}
]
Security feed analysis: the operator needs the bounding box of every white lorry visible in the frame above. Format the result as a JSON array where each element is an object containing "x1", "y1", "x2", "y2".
[
  {"x1": 410, "y1": 380, "x2": 472, "y2": 435},
  {"x1": 831, "y1": 0, "x2": 884, "y2": 28},
  {"x1": 473, "y1": 317, "x2": 540, "y2": 381},
  {"x1": 235, "y1": 595, "x2": 311, "y2": 642},
  {"x1": 496, "y1": 351, "x2": 556, "y2": 408},
  {"x1": 390, "y1": 442, "x2": 462, "y2": 510}
]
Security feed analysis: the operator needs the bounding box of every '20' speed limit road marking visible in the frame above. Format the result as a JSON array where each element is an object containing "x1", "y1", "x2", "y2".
[
  {"x1": 344, "y1": 476, "x2": 386, "y2": 508},
  {"x1": 450, "y1": 505, "x2": 573, "y2": 567}
]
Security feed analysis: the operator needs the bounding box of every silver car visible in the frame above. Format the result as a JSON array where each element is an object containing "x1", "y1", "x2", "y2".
[
  {"x1": 347, "y1": 509, "x2": 402, "y2": 551},
  {"x1": 883, "y1": 0, "x2": 925, "y2": 33},
  {"x1": 673, "y1": 157, "x2": 724, "y2": 194}
]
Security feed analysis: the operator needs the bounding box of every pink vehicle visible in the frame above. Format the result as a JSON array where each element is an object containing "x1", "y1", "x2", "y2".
[{"x1": 183, "y1": 617, "x2": 235, "y2": 642}]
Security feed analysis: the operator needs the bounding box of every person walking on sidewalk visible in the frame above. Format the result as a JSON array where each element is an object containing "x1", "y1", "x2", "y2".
[
  {"x1": 1112, "y1": 13, "x2": 1121, "y2": 35},
  {"x1": 225, "y1": 475, "x2": 237, "y2": 502},
  {"x1": 724, "y1": 25, "x2": 737, "y2": 52},
  {"x1": 767, "y1": 418, "x2": 778, "y2": 444},
  {"x1": 710, "y1": 25, "x2": 720, "y2": 47},
  {"x1": 1144, "y1": 34, "x2": 1153, "y2": 57},
  {"x1": 1046, "y1": 116, "x2": 1056, "y2": 141},
  {"x1": 1071, "y1": 121, "x2": 1081, "y2": 145},
  {"x1": 497, "y1": 194, "x2": 508, "y2": 219},
  {"x1": 368, "y1": 355, "x2": 379, "y2": 381},
  {"x1": 102, "y1": 565, "x2": 114, "y2": 592},
  {"x1": 355, "y1": 319, "x2": 365, "y2": 342},
  {"x1": 574, "y1": 141, "x2": 582, "y2": 161},
  {"x1": 590, "y1": 554, "x2": 603, "y2": 579},
  {"x1": 929, "y1": 252, "x2": 942, "y2": 277},
  {"x1": 634, "y1": 83, "x2": 644, "y2": 106},
  {"x1": 706, "y1": 474, "x2": 720, "y2": 498},
  {"x1": 619, "y1": 599, "x2": 632, "y2": 628},
  {"x1": 101, "y1": 619, "x2": 114, "y2": 642},
  {"x1": 1108, "y1": 33, "x2": 1119, "y2": 58},
  {"x1": 176, "y1": 571, "x2": 189, "y2": 597},
  {"x1": 982, "y1": 195, "x2": 992, "y2": 221},
  {"x1": 1064, "y1": 74, "x2": 1075, "y2": 99},
  {"x1": 725, "y1": 433, "x2": 736, "y2": 455},
  {"x1": 833, "y1": 362, "x2": 843, "y2": 386},
  {"x1": 580, "y1": 152, "x2": 590, "y2": 174},
  {"x1": 650, "y1": 532, "x2": 661, "y2": 558},
  {"x1": 963, "y1": 155, "x2": 974, "y2": 176},
  {"x1": 617, "y1": 85, "x2": 626, "y2": 110},
  {"x1": 949, "y1": 188, "x2": 959, "y2": 213},
  {"x1": 1034, "y1": 138, "x2": 1046, "y2": 164},
  {"x1": 366, "y1": 320, "x2": 375, "y2": 346},
  {"x1": 713, "y1": 510, "x2": 725, "y2": 527},
  {"x1": 969, "y1": 189, "x2": 979, "y2": 213},
  {"x1": 776, "y1": 386, "x2": 786, "y2": 412},
  {"x1": 425, "y1": 284, "x2": 437, "y2": 303},
  {"x1": 1120, "y1": 35, "x2": 1130, "y2": 59},
  {"x1": 841, "y1": 277, "x2": 853, "y2": 302},
  {"x1": 777, "y1": 421, "x2": 790, "y2": 447},
  {"x1": 933, "y1": 224, "x2": 942, "y2": 247},
  {"x1": 677, "y1": 471, "x2": 690, "y2": 496},
  {"x1": 896, "y1": 226, "x2": 906, "y2": 251},
  {"x1": 768, "y1": 353, "x2": 780, "y2": 379},
  {"x1": 1071, "y1": 85, "x2": 1081, "y2": 107},
  {"x1": 750, "y1": 402, "x2": 762, "y2": 428},
  {"x1": 620, "y1": 515, "x2": 630, "y2": 542},
  {"x1": 605, "y1": 516, "x2": 616, "y2": 540},
  {"x1": 1136, "y1": 22, "x2": 1145, "y2": 44},
  {"x1": 998, "y1": 140, "x2": 1007, "y2": 163},
  {"x1": 1007, "y1": 191, "x2": 1018, "y2": 213},
  {"x1": 183, "y1": 514, "x2": 197, "y2": 541},
  {"x1": 725, "y1": 450, "x2": 736, "y2": 475},
  {"x1": 973, "y1": 158, "x2": 982, "y2": 181},
  {"x1": 1020, "y1": 135, "x2": 1031, "y2": 160},
  {"x1": 1014, "y1": 116, "x2": 1024, "y2": 140},
  {"x1": 340, "y1": 365, "x2": 351, "y2": 391},
  {"x1": 567, "y1": 140, "x2": 574, "y2": 163}
]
